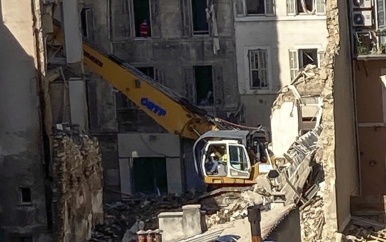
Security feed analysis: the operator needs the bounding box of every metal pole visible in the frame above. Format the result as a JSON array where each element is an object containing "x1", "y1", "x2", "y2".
[{"x1": 247, "y1": 204, "x2": 262, "y2": 242}]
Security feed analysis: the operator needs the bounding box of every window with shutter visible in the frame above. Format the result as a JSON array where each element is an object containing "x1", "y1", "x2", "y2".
[
  {"x1": 248, "y1": 49, "x2": 269, "y2": 89},
  {"x1": 235, "y1": 0, "x2": 246, "y2": 16},
  {"x1": 317, "y1": 50, "x2": 325, "y2": 67},
  {"x1": 315, "y1": 0, "x2": 325, "y2": 14},
  {"x1": 265, "y1": 0, "x2": 274, "y2": 15},
  {"x1": 287, "y1": 0, "x2": 296, "y2": 15},
  {"x1": 378, "y1": 0, "x2": 386, "y2": 29},
  {"x1": 289, "y1": 50, "x2": 299, "y2": 81}
]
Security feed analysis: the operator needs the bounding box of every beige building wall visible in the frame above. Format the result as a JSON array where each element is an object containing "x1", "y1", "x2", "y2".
[
  {"x1": 355, "y1": 60, "x2": 386, "y2": 196},
  {"x1": 333, "y1": 0, "x2": 360, "y2": 231}
]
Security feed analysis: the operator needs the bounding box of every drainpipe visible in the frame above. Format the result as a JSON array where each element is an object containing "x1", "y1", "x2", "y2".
[{"x1": 247, "y1": 205, "x2": 262, "y2": 242}]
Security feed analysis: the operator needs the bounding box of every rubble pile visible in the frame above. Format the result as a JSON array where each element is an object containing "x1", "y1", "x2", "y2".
[
  {"x1": 300, "y1": 195, "x2": 325, "y2": 242},
  {"x1": 52, "y1": 125, "x2": 104, "y2": 242},
  {"x1": 89, "y1": 192, "x2": 202, "y2": 242},
  {"x1": 205, "y1": 190, "x2": 269, "y2": 228},
  {"x1": 343, "y1": 224, "x2": 386, "y2": 241},
  {"x1": 272, "y1": 64, "x2": 323, "y2": 111}
]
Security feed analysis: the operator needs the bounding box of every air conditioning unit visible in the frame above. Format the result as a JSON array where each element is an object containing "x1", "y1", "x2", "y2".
[
  {"x1": 352, "y1": 10, "x2": 373, "y2": 27},
  {"x1": 352, "y1": 0, "x2": 372, "y2": 8}
]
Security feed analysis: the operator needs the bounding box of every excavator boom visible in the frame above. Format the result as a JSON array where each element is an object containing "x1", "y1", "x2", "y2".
[{"x1": 52, "y1": 21, "x2": 218, "y2": 140}]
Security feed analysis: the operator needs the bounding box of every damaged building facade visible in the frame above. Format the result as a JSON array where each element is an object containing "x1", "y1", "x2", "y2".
[
  {"x1": 234, "y1": 0, "x2": 328, "y2": 127},
  {"x1": 348, "y1": 0, "x2": 386, "y2": 222},
  {"x1": 80, "y1": 0, "x2": 240, "y2": 197}
]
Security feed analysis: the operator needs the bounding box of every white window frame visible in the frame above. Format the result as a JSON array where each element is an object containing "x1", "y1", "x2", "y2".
[
  {"x1": 235, "y1": 0, "x2": 275, "y2": 18},
  {"x1": 288, "y1": 45, "x2": 325, "y2": 80},
  {"x1": 244, "y1": 46, "x2": 272, "y2": 93},
  {"x1": 286, "y1": 0, "x2": 326, "y2": 16}
]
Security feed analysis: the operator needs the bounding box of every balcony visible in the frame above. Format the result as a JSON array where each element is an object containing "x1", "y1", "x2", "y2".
[{"x1": 354, "y1": 31, "x2": 386, "y2": 60}]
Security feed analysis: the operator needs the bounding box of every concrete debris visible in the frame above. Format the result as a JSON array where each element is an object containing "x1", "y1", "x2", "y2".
[
  {"x1": 343, "y1": 224, "x2": 386, "y2": 241},
  {"x1": 89, "y1": 192, "x2": 202, "y2": 242},
  {"x1": 300, "y1": 195, "x2": 325, "y2": 242},
  {"x1": 52, "y1": 124, "x2": 104, "y2": 242},
  {"x1": 272, "y1": 64, "x2": 323, "y2": 112}
]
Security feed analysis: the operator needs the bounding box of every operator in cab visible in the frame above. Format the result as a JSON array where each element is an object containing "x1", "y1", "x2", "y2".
[{"x1": 206, "y1": 145, "x2": 228, "y2": 175}]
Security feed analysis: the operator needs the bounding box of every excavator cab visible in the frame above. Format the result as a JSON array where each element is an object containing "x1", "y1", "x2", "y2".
[
  {"x1": 193, "y1": 130, "x2": 262, "y2": 185},
  {"x1": 202, "y1": 140, "x2": 251, "y2": 179}
]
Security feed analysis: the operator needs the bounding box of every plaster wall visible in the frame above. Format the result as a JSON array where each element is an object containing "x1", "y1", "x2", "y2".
[
  {"x1": 355, "y1": 60, "x2": 386, "y2": 196},
  {"x1": 333, "y1": 0, "x2": 359, "y2": 230},
  {"x1": 118, "y1": 133, "x2": 183, "y2": 196},
  {"x1": 0, "y1": 0, "x2": 49, "y2": 240},
  {"x1": 234, "y1": 0, "x2": 328, "y2": 126}
]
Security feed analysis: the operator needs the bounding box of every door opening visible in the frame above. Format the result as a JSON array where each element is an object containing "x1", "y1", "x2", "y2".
[{"x1": 133, "y1": 157, "x2": 168, "y2": 194}]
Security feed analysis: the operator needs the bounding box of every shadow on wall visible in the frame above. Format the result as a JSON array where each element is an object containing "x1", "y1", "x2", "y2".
[{"x1": 0, "y1": 1, "x2": 51, "y2": 241}]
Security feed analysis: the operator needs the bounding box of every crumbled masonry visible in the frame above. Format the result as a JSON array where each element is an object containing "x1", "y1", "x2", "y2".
[{"x1": 52, "y1": 127, "x2": 104, "y2": 242}]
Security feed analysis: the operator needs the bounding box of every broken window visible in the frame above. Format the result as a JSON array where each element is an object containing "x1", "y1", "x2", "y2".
[
  {"x1": 286, "y1": 0, "x2": 325, "y2": 15},
  {"x1": 289, "y1": 49, "x2": 324, "y2": 80},
  {"x1": 133, "y1": 0, "x2": 151, "y2": 37},
  {"x1": 248, "y1": 49, "x2": 269, "y2": 89},
  {"x1": 133, "y1": 157, "x2": 168, "y2": 194},
  {"x1": 246, "y1": 0, "x2": 274, "y2": 15},
  {"x1": 296, "y1": 0, "x2": 313, "y2": 13},
  {"x1": 299, "y1": 49, "x2": 318, "y2": 68},
  {"x1": 192, "y1": 0, "x2": 209, "y2": 35},
  {"x1": 19, "y1": 188, "x2": 32, "y2": 204},
  {"x1": 194, "y1": 66, "x2": 214, "y2": 106},
  {"x1": 80, "y1": 8, "x2": 94, "y2": 41}
]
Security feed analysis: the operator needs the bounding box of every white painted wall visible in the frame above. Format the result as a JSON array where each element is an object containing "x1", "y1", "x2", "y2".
[
  {"x1": 234, "y1": 0, "x2": 328, "y2": 126},
  {"x1": 271, "y1": 102, "x2": 300, "y2": 156}
]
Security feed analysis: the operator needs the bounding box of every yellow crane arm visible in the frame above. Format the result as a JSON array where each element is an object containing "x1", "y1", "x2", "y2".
[{"x1": 51, "y1": 21, "x2": 218, "y2": 139}]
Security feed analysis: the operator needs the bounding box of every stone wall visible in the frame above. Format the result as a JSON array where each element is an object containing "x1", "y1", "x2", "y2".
[
  {"x1": 52, "y1": 128, "x2": 104, "y2": 241},
  {"x1": 318, "y1": 0, "x2": 347, "y2": 240}
]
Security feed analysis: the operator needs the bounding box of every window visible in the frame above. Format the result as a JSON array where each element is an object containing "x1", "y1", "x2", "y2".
[
  {"x1": 229, "y1": 145, "x2": 249, "y2": 171},
  {"x1": 248, "y1": 49, "x2": 269, "y2": 89},
  {"x1": 133, "y1": 0, "x2": 151, "y2": 37},
  {"x1": 191, "y1": 0, "x2": 209, "y2": 35},
  {"x1": 246, "y1": 0, "x2": 274, "y2": 15},
  {"x1": 19, "y1": 188, "x2": 32, "y2": 204},
  {"x1": 236, "y1": 0, "x2": 274, "y2": 16},
  {"x1": 194, "y1": 66, "x2": 214, "y2": 106},
  {"x1": 286, "y1": 0, "x2": 325, "y2": 15},
  {"x1": 80, "y1": 8, "x2": 94, "y2": 41},
  {"x1": 289, "y1": 48, "x2": 324, "y2": 80}
]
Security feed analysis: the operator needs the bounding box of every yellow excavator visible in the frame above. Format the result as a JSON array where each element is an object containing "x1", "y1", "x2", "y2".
[{"x1": 50, "y1": 20, "x2": 273, "y2": 193}]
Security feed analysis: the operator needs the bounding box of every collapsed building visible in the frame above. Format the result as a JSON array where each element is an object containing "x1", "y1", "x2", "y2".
[{"x1": 0, "y1": 0, "x2": 376, "y2": 242}]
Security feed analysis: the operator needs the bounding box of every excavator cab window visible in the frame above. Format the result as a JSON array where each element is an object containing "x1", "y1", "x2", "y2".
[
  {"x1": 229, "y1": 145, "x2": 249, "y2": 171},
  {"x1": 202, "y1": 141, "x2": 251, "y2": 179},
  {"x1": 204, "y1": 144, "x2": 228, "y2": 176}
]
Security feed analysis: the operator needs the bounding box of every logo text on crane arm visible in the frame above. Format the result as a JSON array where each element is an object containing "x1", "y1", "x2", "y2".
[{"x1": 141, "y1": 97, "x2": 167, "y2": 116}]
